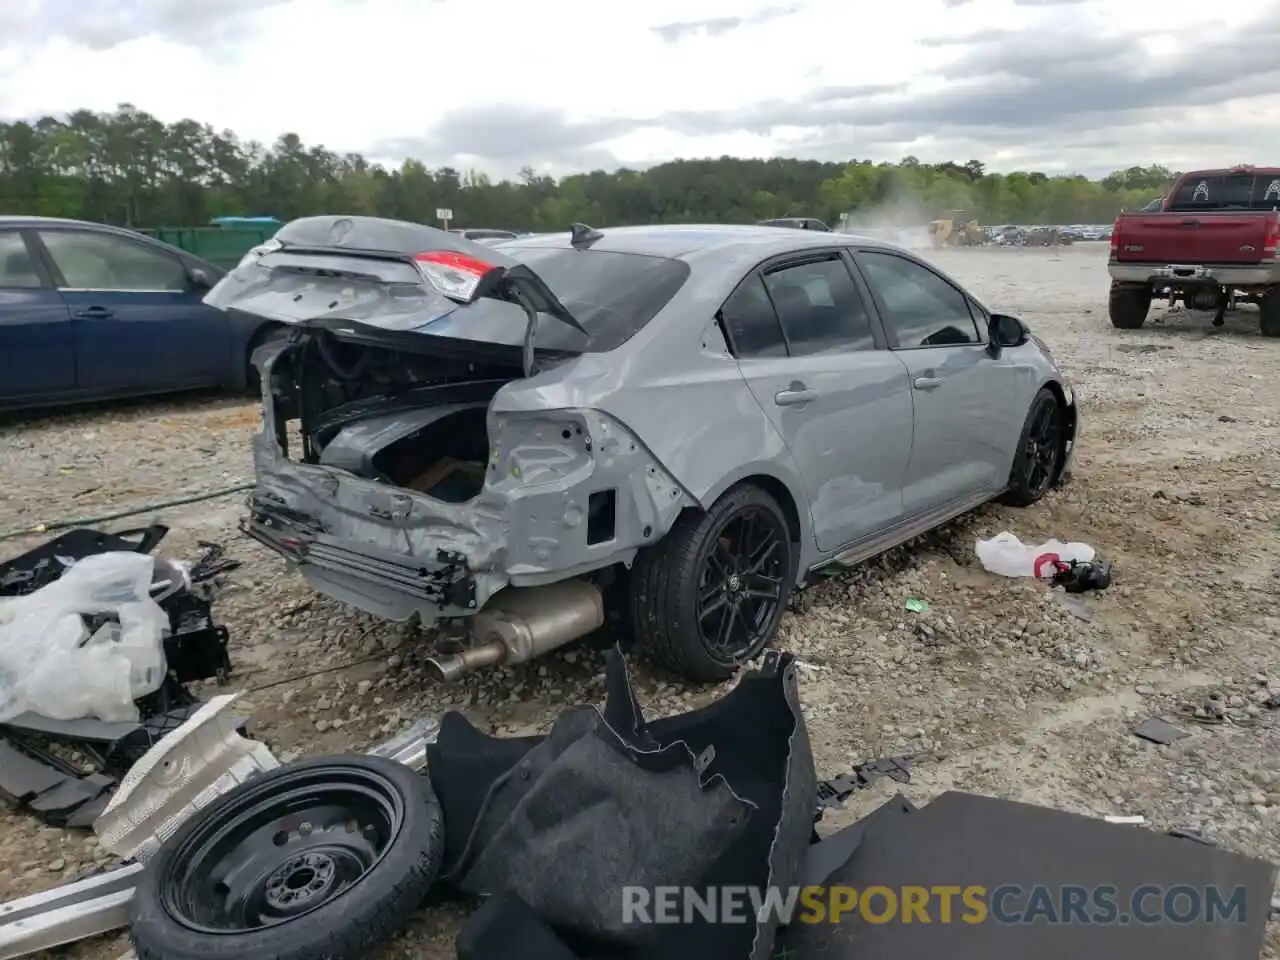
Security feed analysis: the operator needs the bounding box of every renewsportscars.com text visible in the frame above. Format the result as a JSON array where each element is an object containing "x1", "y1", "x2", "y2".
[{"x1": 622, "y1": 883, "x2": 1250, "y2": 926}]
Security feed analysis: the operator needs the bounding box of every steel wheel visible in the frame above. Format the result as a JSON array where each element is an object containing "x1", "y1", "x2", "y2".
[
  {"x1": 160, "y1": 767, "x2": 404, "y2": 933},
  {"x1": 695, "y1": 504, "x2": 789, "y2": 664},
  {"x1": 131, "y1": 755, "x2": 442, "y2": 960}
]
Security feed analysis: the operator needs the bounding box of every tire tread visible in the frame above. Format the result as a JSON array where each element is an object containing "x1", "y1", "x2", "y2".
[{"x1": 629, "y1": 484, "x2": 791, "y2": 681}]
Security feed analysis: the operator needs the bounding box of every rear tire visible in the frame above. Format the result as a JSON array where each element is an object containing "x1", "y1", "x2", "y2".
[
  {"x1": 629, "y1": 484, "x2": 794, "y2": 682},
  {"x1": 1109, "y1": 281, "x2": 1151, "y2": 329},
  {"x1": 999, "y1": 388, "x2": 1064, "y2": 508},
  {"x1": 1259, "y1": 287, "x2": 1280, "y2": 338}
]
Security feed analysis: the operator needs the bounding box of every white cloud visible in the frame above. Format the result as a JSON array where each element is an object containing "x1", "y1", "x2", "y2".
[{"x1": 1, "y1": 0, "x2": 1278, "y2": 177}]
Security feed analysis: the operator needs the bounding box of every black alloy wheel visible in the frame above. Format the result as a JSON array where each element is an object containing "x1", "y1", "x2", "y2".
[
  {"x1": 1001, "y1": 388, "x2": 1063, "y2": 507},
  {"x1": 630, "y1": 483, "x2": 795, "y2": 682},
  {"x1": 696, "y1": 506, "x2": 789, "y2": 664},
  {"x1": 130, "y1": 755, "x2": 444, "y2": 960}
]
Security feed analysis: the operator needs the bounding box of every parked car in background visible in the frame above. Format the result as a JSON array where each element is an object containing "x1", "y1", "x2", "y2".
[
  {"x1": 0, "y1": 217, "x2": 284, "y2": 410},
  {"x1": 206, "y1": 217, "x2": 1078, "y2": 683},
  {"x1": 759, "y1": 217, "x2": 832, "y2": 232},
  {"x1": 449, "y1": 228, "x2": 520, "y2": 245}
]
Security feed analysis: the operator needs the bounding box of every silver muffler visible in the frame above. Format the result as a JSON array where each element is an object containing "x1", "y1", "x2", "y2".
[{"x1": 426, "y1": 579, "x2": 605, "y2": 681}]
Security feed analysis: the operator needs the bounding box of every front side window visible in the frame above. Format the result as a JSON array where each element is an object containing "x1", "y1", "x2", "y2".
[
  {"x1": 856, "y1": 252, "x2": 980, "y2": 348},
  {"x1": 38, "y1": 231, "x2": 188, "y2": 291}
]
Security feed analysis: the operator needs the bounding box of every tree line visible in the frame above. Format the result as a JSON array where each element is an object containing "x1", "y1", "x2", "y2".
[{"x1": 0, "y1": 104, "x2": 1175, "y2": 231}]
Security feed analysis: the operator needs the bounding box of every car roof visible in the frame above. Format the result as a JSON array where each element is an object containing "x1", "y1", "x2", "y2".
[
  {"x1": 1176, "y1": 167, "x2": 1280, "y2": 179},
  {"x1": 501, "y1": 223, "x2": 890, "y2": 261},
  {"x1": 0, "y1": 215, "x2": 119, "y2": 227},
  {"x1": 0, "y1": 215, "x2": 221, "y2": 269},
  {"x1": 0, "y1": 215, "x2": 160, "y2": 238}
]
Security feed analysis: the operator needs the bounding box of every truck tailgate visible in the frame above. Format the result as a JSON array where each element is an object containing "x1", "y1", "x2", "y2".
[{"x1": 1115, "y1": 213, "x2": 1274, "y2": 264}]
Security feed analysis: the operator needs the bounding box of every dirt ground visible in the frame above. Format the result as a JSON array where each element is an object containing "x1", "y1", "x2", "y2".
[{"x1": 0, "y1": 243, "x2": 1276, "y2": 959}]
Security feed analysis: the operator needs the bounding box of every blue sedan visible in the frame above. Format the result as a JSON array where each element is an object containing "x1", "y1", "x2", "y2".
[{"x1": 0, "y1": 217, "x2": 284, "y2": 410}]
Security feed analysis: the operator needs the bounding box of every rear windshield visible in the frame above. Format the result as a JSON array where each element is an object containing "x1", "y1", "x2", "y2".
[
  {"x1": 1168, "y1": 174, "x2": 1280, "y2": 211},
  {"x1": 495, "y1": 246, "x2": 691, "y2": 352}
]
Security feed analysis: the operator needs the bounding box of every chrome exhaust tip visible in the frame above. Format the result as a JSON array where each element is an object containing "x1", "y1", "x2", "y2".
[{"x1": 425, "y1": 640, "x2": 507, "y2": 682}]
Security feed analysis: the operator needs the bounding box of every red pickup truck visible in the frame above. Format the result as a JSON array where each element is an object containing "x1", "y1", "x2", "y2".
[{"x1": 1107, "y1": 165, "x2": 1280, "y2": 337}]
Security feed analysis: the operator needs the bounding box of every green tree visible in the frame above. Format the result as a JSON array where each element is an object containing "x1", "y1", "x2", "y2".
[{"x1": 0, "y1": 104, "x2": 1177, "y2": 230}]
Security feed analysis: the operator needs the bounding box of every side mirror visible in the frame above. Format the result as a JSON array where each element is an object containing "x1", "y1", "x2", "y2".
[
  {"x1": 988, "y1": 313, "x2": 1030, "y2": 352},
  {"x1": 187, "y1": 265, "x2": 213, "y2": 290}
]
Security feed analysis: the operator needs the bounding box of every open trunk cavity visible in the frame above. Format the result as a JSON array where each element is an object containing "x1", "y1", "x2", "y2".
[{"x1": 266, "y1": 330, "x2": 523, "y2": 504}]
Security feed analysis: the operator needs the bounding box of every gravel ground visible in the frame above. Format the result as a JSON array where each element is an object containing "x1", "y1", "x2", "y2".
[{"x1": 1, "y1": 243, "x2": 1277, "y2": 959}]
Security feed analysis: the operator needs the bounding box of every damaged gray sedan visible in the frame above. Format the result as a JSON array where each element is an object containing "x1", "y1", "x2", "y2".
[{"x1": 206, "y1": 216, "x2": 1078, "y2": 682}]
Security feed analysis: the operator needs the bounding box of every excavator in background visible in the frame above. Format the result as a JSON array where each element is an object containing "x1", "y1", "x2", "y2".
[{"x1": 927, "y1": 210, "x2": 984, "y2": 247}]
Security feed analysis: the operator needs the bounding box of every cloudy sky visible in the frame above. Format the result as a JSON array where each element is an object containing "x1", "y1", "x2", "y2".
[{"x1": 0, "y1": 0, "x2": 1277, "y2": 179}]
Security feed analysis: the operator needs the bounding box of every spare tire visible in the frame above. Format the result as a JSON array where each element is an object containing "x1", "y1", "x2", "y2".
[{"x1": 129, "y1": 755, "x2": 443, "y2": 960}]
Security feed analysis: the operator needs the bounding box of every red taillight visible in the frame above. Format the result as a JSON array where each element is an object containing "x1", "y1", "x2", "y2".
[
  {"x1": 1264, "y1": 218, "x2": 1280, "y2": 258},
  {"x1": 413, "y1": 251, "x2": 498, "y2": 301},
  {"x1": 1109, "y1": 218, "x2": 1122, "y2": 257}
]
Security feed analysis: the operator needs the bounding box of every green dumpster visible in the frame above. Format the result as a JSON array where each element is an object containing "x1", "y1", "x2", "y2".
[{"x1": 137, "y1": 221, "x2": 280, "y2": 270}]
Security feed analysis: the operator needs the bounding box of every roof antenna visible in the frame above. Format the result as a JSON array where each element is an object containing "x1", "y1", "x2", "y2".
[{"x1": 570, "y1": 222, "x2": 604, "y2": 250}]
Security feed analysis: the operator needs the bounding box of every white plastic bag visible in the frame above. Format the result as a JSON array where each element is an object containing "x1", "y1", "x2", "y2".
[
  {"x1": 0, "y1": 552, "x2": 169, "y2": 723},
  {"x1": 975, "y1": 531, "x2": 1095, "y2": 579}
]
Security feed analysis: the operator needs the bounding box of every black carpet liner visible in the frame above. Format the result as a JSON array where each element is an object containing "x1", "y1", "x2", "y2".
[
  {"x1": 433, "y1": 653, "x2": 1275, "y2": 960},
  {"x1": 779, "y1": 789, "x2": 1275, "y2": 960},
  {"x1": 432, "y1": 649, "x2": 813, "y2": 960}
]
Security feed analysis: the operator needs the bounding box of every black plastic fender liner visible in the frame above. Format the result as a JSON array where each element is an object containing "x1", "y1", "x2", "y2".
[{"x1": 128, "y1": 755, "x2": 445, "y2": 960}]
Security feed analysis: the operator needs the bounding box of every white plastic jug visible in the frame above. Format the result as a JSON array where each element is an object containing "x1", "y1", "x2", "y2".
[{"x1": 975, "y1": 531, "x2": 1095, "y2": 579}]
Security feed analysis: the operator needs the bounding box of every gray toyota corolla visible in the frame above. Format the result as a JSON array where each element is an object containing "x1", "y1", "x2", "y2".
[{"x1": 206, "y1": 217, "x2": 1078, "y2": 682}]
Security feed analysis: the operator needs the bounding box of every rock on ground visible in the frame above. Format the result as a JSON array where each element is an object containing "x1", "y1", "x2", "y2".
[{"x1": 0, "y1": 244, "x2": 1276, "y2": 959}]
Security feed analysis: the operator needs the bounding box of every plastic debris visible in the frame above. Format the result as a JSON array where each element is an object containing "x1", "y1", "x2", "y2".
[
  {"x1": 0, "y1": 553, "x2": 168, "y2": 723},
  {"x1": 975, "y1": 531, "x2": 1095, "y2": 578}
]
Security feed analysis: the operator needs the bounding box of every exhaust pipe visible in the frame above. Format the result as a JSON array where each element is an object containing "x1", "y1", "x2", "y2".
[
  {"x1": 428, "y1": 640, "x2": 507, "y2": 681},
  {"x1": 426, "y1": 579, "x2": 605, "y2": 681}
]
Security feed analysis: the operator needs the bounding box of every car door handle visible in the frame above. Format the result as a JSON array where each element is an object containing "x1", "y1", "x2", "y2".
[
  {"x1": 913, "y1": 376, "x2": 943, "y2": 390},
  {"x1": 72, "y1": 307, "x2": 114, "y2": 319},
  {"x1": 775, "y1": 388, "x2": 817, "y2": 406}
]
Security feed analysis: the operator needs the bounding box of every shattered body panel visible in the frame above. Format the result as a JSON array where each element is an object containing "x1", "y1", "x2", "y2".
[
  {"x1": 219, "y1": 219, "x2": 1078, "y2": 632},
  {"x1": 248, "y1": 349, "x2": 694, "y2": 618}
]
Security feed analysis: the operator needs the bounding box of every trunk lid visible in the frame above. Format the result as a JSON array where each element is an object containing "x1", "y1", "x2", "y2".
[
  {"x1": 1113, "y1": 212, "x2": 1277, "y2": 264},
  {"x1": 204, "y1": 216, "x2": 588, "y2": 368}
]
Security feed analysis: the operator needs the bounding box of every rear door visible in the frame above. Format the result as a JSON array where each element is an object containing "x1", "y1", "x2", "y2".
[
  {"x1": 851, "y1": 249, "x2": 1025, "y2": 516},
  {"x1": 0, "y1": 229, "x2": 74, "y2": 401},
  {"x1": 720, "y1": 251, "x2": 914, "y2": 552},
  {"x1": 33, "y1": 228, "x2": 229, "y2": 392}
]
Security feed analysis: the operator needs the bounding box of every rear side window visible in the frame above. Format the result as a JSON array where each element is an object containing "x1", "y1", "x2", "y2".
[
  {"x1": 0, "y1": 233, "x2": 42, "y2": 288},
  {"x1": 1169, "y1": 174, "x2": 1280, "y2": 211},
  {"x1": 505, "y1": 247, "x2": 691, "y2": 353},
  {"x1": 763, "y1": 259, "x2": 875, "y2": 355},
  {"x1": 720, "y1": 277, "x2": 787, "y2": 358}
]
